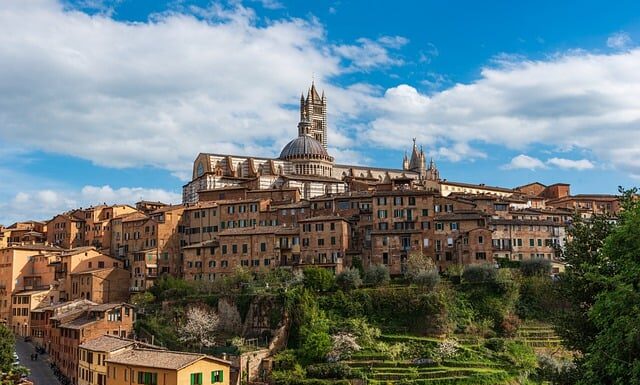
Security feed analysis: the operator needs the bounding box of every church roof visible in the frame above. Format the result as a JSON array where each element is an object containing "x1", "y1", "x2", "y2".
[{"x1": 279, "y1": 135, "x2": 330, "y2": 160}]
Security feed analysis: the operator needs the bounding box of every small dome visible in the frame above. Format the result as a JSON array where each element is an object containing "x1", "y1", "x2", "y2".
[{"x1": 279, "y1": 135, "x2": 330, "y2": 160}]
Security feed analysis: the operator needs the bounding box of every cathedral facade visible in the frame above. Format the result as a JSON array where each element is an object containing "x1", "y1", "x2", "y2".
[{"x1": 182, "y1": 83, "x2": 440, "y2": 203}]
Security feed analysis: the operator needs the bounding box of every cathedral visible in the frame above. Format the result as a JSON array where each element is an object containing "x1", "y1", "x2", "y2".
[{"x1": 182, "y1": 82, "x2": 440, "y2": 203}]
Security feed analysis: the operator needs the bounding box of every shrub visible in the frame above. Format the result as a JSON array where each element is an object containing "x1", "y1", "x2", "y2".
[
  {"x1": 413, "y1": 270, "x2": 440, "y2": 290},
  {"x1": 326, "y1": 332, "x2": 361, "y2": 362},
  {"x1": 346, "y1": 318, "x2": 380, "y2": 348},
  {"x1": 306, "y1": 363, "x2": 355, "y2": 379},
  {"x1": 335, "y1": 268, "x2": 362, "y2": 291},
  {"x1": 404, "y1": 252, "x2": 436, "y2": 281},
  {"x1": 499, "y1": 312, "x2": 521, "y2": 337},
  {"x1": 363, "y1": 265, "x2": 390, "y2": 287},
  {"x1": 462, "y1": 264, "x2": 497, "y2": 284},
  {"x1": 484, "y1": 338, "x2": 505, "y2": 352},
  {"x1": 273, "y1": 350, "x2": 298, "y2": 371},
  {"x1": 520, "y1": 258, "x2": 552, "y2": 277},
  {"x1": 534, "y1": 354, "x2": 578, "y2": 385},
  {"x1": 303, "y1": 267, "x2": 335, "y2": 292}
]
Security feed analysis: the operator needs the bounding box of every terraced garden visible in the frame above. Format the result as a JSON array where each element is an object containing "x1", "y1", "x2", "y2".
[
  {"x1": 516, "y1": 322, "x2": 562, "y2": 350},
  {"x1": 340, "y1": 335, "x2": 521, "y2": 385}
]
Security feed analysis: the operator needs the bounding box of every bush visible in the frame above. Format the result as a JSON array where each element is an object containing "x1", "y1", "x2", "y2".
[
  {"x1": 413, "y1": 270, "x2": 440, "y2": 290},
  {"x1": 335, "y1": 268, "x2": 362, "y2": 291},
  {"x1": 462, "y1": 264, "x2": 497, "y2": 284},
  {"x1": 484, "y1": 338, "x2": 505, "y2": 352},
  {"x1": 306, "y1": 363, "x2": 355, "y2": 379},
  {"x1": 363, "y1": 265, "x2": 390, "y2": 287},
  {"x1": 303, "y1": 267, "x2": 335, "y2": 292},
  {"x1": 534, "y1": 354, "x2": 578, "y2": 385},
  {"x1": 520, "y1": 258, "x2": 552, "y2": 277}
]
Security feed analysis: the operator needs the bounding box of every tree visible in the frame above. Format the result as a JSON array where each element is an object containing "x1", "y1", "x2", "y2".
[
  {"x1": 363, "y1": 265, "x2": 390, "y2": 287},
  {"x1": 572, "y1": 188, "x2": 640, "y2": 384},
  {"x1": 335, "y1": 268, "x2": 362, "y2": 291},
  {"x1": 303, "y1": 267, "x2": 335, "y2": 292},
  {"x1": 554, "y1": 212, "x2": 615, "y2": 352},
  {"x1": 178, "y1": 306, "x2": 219, "y2": 352},
  {"x1": 0, "y1": 324, "x2": 14, "y2": 373},
  {"x1": 519, "y1": 258, "x2": 552, "y2": 277},
  {"x1": 404, "y1": 251, "x2": 436, "y2": 281}
]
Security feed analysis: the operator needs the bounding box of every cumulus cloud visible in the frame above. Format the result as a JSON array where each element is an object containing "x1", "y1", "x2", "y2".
[
  {"x1": 547, "y1": 157, "x2": 595, "y2": 170},
  {"x1": 503, "y1": 155, "x2": 546, "y2": 170},
  {"x1": 0, "y1": 0, "x2": 391, "y2": 180},
  {"x1": 333, "y1": 36, "x2": 408, "y2": 71},
  {"x1": 364, "y1": 50, "x2": 640, "y2": 175},
  {"x1": 607, "y1": 31, "x2": 632, "y2": 49},
  {"x1": 0, "y1": 185, "x2": 180, "y2": 225}
]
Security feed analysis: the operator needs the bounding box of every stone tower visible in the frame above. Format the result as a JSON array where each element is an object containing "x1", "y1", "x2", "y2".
[{"x1": 298, "y1": 81, "x2": 327, "y2": 149}]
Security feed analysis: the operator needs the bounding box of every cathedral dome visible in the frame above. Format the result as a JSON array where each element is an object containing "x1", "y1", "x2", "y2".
[{"x1": 279, "y1": 135, "x2": 331, "y2": 160}]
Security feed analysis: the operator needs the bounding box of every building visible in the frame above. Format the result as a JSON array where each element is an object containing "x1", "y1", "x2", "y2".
[
  {"x1": 30, "y1": 299, "x2": 95, "y2": 352},
  {"x1": 48, "y1": 247, "x2": 124, "y2": 303},
  {"x1": 114, "y1": 206, "x2": 184, "y2": 292},
  {"x1": 69, "y1": 267, "x2": 130, "y2": 303},
  {"x1": 0, "y1": 244, "x2": 62, "y2": 328},
  {"x1": 183, "y1": 83, "x2": 440, "y2": 204},
  {"x1": 48, "y1": 302, "x2": 136, "y2": 384},
  {"x1": 0, "y1": 221, "x2": 47, "y2": 247},
  {"x1": 105, "y1": 348, "x2": 231, "y2": 385},
  {"x1": 10, "y1": 289, "x2": 51, "y2": 337},
  {"x1": 78, "y1": 334, "x2": 163, "y2": 385}
]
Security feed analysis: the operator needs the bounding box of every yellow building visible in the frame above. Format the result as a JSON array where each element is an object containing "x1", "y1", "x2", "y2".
[
  {"x1": 78, "y1": 335, "x2": 137, "y2": 385},
  {"x1": 105, "y1": 348, "x2": 231, "y2": 385}
]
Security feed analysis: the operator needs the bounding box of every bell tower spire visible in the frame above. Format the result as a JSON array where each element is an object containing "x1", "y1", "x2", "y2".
[{"x1": 299, "y1": 80, "x2": 327, "y2": 149}]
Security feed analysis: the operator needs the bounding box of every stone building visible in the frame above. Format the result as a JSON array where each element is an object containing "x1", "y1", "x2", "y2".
[{"x1": 183, "y1": 82, "x2": 435, "y2": 204}]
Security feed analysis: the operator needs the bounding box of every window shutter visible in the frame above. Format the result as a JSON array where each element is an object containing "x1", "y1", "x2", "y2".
[
  {"x1": 220, "y1": 371, "x2": 224, "y2": 383},
  {"x1": 191, "y1": 373, "x2": 195, "y2": 385}
]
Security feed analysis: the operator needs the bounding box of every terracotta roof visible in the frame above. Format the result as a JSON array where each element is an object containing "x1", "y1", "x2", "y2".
[
  {"x1": 60, "y1": 246, "x2": 96, "y2": 257},
  {"x1": 121, "y1": 212, "x2": 149, "y2": 222},
  {"x1": 441, "y1": 180, "x2": 514, "y2": 193},
  {"x1": 182, "y1": 240, "x2": 219, "y2": 249},
  {"x1": 183, "y1": 201, "x2": 219, "y2": 210},
  {"x1": 298, "y1": 215, "x2": 349, "y2": 222},
  {"x1": 281, "y1": 174, "x2": 343, "y2": 183},
  {"x1": 106, "y1": 348, "x2": 230, "y2": 370},
  {"x1": 490, "y1": 218, "x2": 566, "y2": 227},
  {"x1": 69, "y1": 267, "x2": 121, "y2": 276},
  {"x1": 4, "y1": 244, "x2": 63, "y2": 252},
  {"x1": 89, "y1": 303, "x2": 133, "y2": 312},
  {"x1": 218, "y1": 226, "x2": 296, "y2": 236},
  {"x1": 79, "y1": 335, "x2": 135, "y2": 352}
]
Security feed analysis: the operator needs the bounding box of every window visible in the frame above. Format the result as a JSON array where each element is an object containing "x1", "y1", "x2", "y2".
[
  {"x1": 315, "y1": 223, "x2": 324, "y2": 231},
  {"x1": 138, "y1": 372, "x2": 158, "y2": 385},
  {"x1": 478, "y1": 236, "x2": 484, "y2": 244},
  {"x1": 529, "y1": 238, "x2": 535, "y2": 247},
  {"x1": 211, "y1": 370, "x2": 224, "y2": 383},
  {"x1": 318, "y1": 238, "x2": 324, "y2": 246},
  {"x1": 242, "y1": 244, "x2": 248, "y2": 254},
  {"x1": 382, "y1": 252, "x2": 389, "y2": 265},
  {"x1": 331, "y1": 236, "x2": 336, "y2": 245},
  {"x1": 450, "y1": 222, "x2": 458, "y2": 230},
  {"x1": 330, "y1": 222, "x2": 335, "y2": 231},
  {"x1": 232, "y1": 244, "x2": 238, "y2": 254},
  {"x1": 264, "y1": 259, "x2": 271, "y2": 266},
  {"x1": 408, "y1": 197, "x2": 416, "y2": 206},
  {"x1": 190, "y1": 373, "x2": 203, "y2": 385},
  {"x1": 435, "y1": 222, "x2": 444, "y2": 231},
  {"x1": 260, "y1": 243, "x2": 267, "y2": 252},
  {"x1": 475, "y1": 252, "x2": 487, "y2": 260},
  {"x1": 377, "y1": 210, "x2": 387, "y2": 219},
  {"x1": 394, "y1": 197, "x2": 403, "y2": 205}
]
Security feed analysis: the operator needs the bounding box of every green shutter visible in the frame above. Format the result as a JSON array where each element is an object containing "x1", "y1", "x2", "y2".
[
  {"x1": 191, "y1": 373, "x2": 195, "y2": 385},
  {"x1": 220, "y1": 371, "x2": 223, "y2": 383}
]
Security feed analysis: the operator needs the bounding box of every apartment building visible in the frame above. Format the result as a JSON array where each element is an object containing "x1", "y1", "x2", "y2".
[
  {"x1": 0, "y1": 244, "x2": 61, "y2": 326},
  {"x1": 49, "y1": 302, "x2": 136, "y2": 385},
  {"x1": 49, "y1": 247, "x2": 123, "y2": 302},
  {"x1": 105, "y1": 348, "x2": 230, "y2": 385},
  {"x1": 69, "y1": 267, "x2": 130, "y2": 303},
  {"x1": 490, "y1": 218, "x2": 566, "y2": 261},
  {"x1": 11, "y1": 289, "x2": 51, "y2": 337},
  {"x1": 0, "y1": 221, "x2": 46, "y2": 247},
  {"x1": 116, "y1": 206, "x2": 184, "y2": 292},
  {"x1": 298, "y1": 216, "x2": 349, "y2": 272},
  {"x1": 30, "y1": 299, "x2": 95, "y2": 351}
]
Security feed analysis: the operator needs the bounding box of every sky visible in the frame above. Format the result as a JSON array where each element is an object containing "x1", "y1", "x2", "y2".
[{"x1": 1, "y1": 0, "x2": 640, "y2": 225}]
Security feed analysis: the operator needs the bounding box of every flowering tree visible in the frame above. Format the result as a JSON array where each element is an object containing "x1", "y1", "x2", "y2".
[
  {"x1": 178, "y1": 306, "x2": 220, "y2": 351},
  {"x1": 326, "y1": 332, "x2": 361, "y2": 362}
]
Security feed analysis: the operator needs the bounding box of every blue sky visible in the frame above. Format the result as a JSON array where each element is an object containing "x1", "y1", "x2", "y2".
[{"x1": 1, "y1": 0, "x2": 640, "y2": 224}]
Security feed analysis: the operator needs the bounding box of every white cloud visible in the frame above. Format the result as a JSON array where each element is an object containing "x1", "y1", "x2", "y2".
[
  {"x1": 607, "y1": 31, "x2": 632, "y2": 49},
  {"x1": 0, "y1": 185, "x2": 180, "y2": 225},
  {"x1": 333, "y1": 36, "x2": 407, "y2": 71},
  {"x1": 364, "y1": 49, "x2": 640, "y2": 175},
  {"x1": 249, "y1": 0, "x2": 284, "y2": 10},
  {"x1": 0, "y1": 0, "x2": 400, "y2": 181},
  {"x1": 547, "y1": 157, "x2": 594, "y2": 170},
  {"x1": 502, "y1": 154, "x2": 546, "y2": 170}
]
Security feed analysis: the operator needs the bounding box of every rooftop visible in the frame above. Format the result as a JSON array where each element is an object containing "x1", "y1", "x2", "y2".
[
  {"x1": 106, "y1": 348, "x2": 230, "y2": 370},
  {"x1": 79, "y1": 335, "x2": 135, "y2": 352}
]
